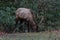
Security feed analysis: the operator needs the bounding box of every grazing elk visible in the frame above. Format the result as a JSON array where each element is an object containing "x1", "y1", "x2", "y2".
[{"x1": 14, "y1": 8, "x2": 38, "y2": 32}]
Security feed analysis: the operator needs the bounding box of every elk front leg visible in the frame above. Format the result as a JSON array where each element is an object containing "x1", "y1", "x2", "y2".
[{"x1": 27, "y1": 21, "x2": 30, "y2": 32}]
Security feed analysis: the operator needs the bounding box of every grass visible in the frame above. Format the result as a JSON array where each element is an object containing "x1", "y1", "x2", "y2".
[{"x1": 0, "y1": 30, "x2": 60, "y2": 40}]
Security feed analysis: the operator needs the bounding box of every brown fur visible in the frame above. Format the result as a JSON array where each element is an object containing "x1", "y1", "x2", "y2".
[{"x1": 15, "y1": 8, "x2": 38, "y2": 32}]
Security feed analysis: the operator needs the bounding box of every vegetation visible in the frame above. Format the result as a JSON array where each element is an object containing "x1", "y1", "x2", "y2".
[
  {"x1": 0, "y1": 0, "x2": 60, "y2": 33},
  {"x1": 0, "y1": 31, "x2": 60, "y2": 40}
]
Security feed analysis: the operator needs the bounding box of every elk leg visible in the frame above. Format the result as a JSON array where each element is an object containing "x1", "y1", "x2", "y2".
[
  {"x1": 27, "y1": 21, "x2": 31, "y2": 32},
  {"x1": 19, "y1": 19, "x2": 28, "y2": 33},
  {"x1": 19, "y1": 19, "x2": 23, "y2": 32},
  {"x1": 36, "y1": 26, "x2": 39, "y2": 32}
]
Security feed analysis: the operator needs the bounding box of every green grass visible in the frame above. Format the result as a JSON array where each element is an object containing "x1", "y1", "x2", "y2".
[{"x1": 0, "y1": 31, "x2": 60, "y2": 40}]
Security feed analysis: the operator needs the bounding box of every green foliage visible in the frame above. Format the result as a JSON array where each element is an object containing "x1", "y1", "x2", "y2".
[{"x1": 0, "y1": 0, "x2": 60, "y2": 32}]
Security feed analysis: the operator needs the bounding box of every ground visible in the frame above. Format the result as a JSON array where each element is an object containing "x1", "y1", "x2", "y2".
[{"x1": 0, "y1": 30, "x2": 60, "y2": 40}]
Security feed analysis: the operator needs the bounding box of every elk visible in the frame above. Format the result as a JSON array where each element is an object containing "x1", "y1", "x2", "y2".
[{"x1": 14, "y1": 8, "x2": 38, "y2": 32}]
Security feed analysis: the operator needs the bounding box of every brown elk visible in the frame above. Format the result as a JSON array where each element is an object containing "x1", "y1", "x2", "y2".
[{"x1": 14, "y1": 8, "x2": 38, "y2": 32}]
